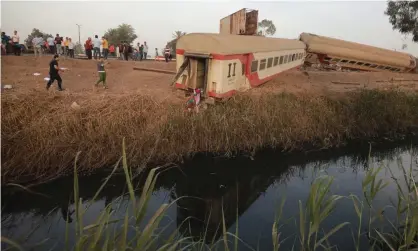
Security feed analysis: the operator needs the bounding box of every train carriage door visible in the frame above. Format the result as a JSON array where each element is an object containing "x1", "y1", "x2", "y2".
[{"x1": 174, "y1": 52, "x2": 210, "y2": 96}]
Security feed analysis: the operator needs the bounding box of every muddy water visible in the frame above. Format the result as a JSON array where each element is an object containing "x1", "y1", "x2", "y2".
[{"x1": 2, "y1": 140, "x2": 417, "y2": 251}]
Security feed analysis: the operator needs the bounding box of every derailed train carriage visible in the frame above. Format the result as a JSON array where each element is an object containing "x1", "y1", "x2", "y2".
[
  {"x1": 300, "y1": 33, "x2": 418, "y2": 73},
  {"x1": 173, "y1": 33, "x2": 306, "y2": 99}
]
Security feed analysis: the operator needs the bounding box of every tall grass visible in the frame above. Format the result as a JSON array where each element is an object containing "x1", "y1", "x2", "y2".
[
  {"x1": 1, "y1": 142, "x2": 417, "y2": 250},
  {"x1": 2, "y1": 89, "x2": 418, "y2": 184}
]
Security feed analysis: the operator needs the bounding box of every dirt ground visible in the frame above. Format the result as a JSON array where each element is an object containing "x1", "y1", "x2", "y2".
[{"x1": 2, "y1": 56, "x2": 418, "y2": 102}]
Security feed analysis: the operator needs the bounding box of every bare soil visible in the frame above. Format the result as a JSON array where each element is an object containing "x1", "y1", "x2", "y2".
[{"x1": 2, "y1": 56, "x2": 418, "y2": 101}]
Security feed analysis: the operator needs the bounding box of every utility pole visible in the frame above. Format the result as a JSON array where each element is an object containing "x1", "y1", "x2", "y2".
[{"x1": 76, "y1": 24, "x2": 82, "y2": 44}]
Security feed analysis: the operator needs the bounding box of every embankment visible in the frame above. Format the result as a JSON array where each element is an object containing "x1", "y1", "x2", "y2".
[{"x1": 2, "y1": 89, "x2": 418, "y2": 185}]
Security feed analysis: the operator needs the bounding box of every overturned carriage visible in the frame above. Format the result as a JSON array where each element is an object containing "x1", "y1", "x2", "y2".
[
  {"x1": 173, "y1": 33, "x2": 306, "y2": 99},
  {"x1": 300, "y1": 33, "x2": 417, "y2": 73}
]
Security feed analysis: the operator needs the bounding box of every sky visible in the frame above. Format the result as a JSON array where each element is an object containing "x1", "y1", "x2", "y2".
[{"x1": 2, "y1": 0, "x2": 418, "y2": 56}]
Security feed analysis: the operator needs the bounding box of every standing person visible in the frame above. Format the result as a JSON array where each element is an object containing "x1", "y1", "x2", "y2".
[
  {"x1": 95, "y1": 58, "x2": 108, "y2": 89},
  {"x1": 136, "y1": 42, "x2": 141, "y2": 61},
  {"x1": 32, "y1": 35, "x2": 44, "y2": 57},
  {"x1": 102, "y1": 36, "x2": 109, "y2": 59},
  {"x1": 85, "y1": 37, "x2": 93, "y2": 60},
  {"x1": 164, "y1": 46, "x2": 171, "y2": 63},
  {"x1": 119, "y1": 42, "x2": 124, "y2": 60},
  {"x1": 109, "y1": 44, "x2": 115, "y2": 57},
  {"x1": 143, "y1": 41, "x2": 148, "y2": 60},
  {"x1": 155, "y1": 48, "x2": 158, "y2": 58},
  {"x1": 68, "y1": 38, "x2": 75, "y2": 58},
  {"x1": 47, "y1": 36, "x2": 55, "y2": 54},
  {"x1": 63, "y1": 37, "x2": 69, "y2": 57},
  {"x1": 12, "y1": 30, "x2": 21, "y2": 56},
  {"x1": 123, "y1": 42, "x2": 129, "y2": 61},
  {"x1": 1, "y1": 32, "x2": 10, "y2": 55},
  {"x1": 46, "y1": 54, "x2": 65, "y2": 91},
  {"x1": 93, "y1": 35, "x2": 101, "y2": 60},
  {"x1": 55, "y1": 34, "x2": 62, "y2": 55},
  {"x1": 139, "y1": 44, "x2": 144, "y2": 61}
]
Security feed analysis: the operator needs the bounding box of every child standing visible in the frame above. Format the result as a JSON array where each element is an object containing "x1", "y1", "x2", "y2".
[{"x1": 96, "y1": 58, "x2": 108, "y2": 89}]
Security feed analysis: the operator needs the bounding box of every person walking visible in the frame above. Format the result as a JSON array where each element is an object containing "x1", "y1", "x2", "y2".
[
  {"x1": 46, "y1": 54, "x2": 65, "y2": 91},
  {"x1": 68, "y1": 38, "x2": 75, "y2": 58},
  {"x1": 55, "y1": 34, "x2": 63, "y2": 55},
  {"x1": 164, "y1": 46, "x2": 171, "y2": 63},
  {"x1": 102, "y1": 36, "x2": 109, "y2": 59},
  {"x1": 85, "y1": 37, "x2": 93, "y2": 60},
  {"x1": 32, "y1": 35, "x2": 44, "y2": 57},
  {"x1": 139, "y1": 44, "x2": 144, "y2": 61},
  {"x1": 47, "y1": 36, "x2": 55, "y2": 54},
  {"x1": 2, "y1": 32, "x2": 10, "y2": 55},
  {"x1": 12, "y1": 30, "x2": 21, "y2": 56},
  {"x1": 135, "y1": 42, "x2": 141, "y2": 61},
  {"x1": 143, "y1": 41, "x2": 148, "y2": 60},
  {"x1": 93, "y1": 35, "x2": 101, "y2": 60},
  {"x1": 95, "y1": 58, "x2": 108, "y2": 89}
]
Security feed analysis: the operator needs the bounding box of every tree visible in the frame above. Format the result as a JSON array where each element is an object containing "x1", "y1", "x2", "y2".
[
  {"x1": 172, "y1": 31, "x2": 187, "y2": 39},
  {"x1": 385, "y1": 1, "x2": 418, "y2": 42},
  {"x1": 103, "y1": 23, "x2": 137, "y2": 45},
  {"x1": 257, "y1": 19, "x2": 276, "y2": 37},
  {"x1": 24, "y1": 28, "x2": 52, "y2": 46}
]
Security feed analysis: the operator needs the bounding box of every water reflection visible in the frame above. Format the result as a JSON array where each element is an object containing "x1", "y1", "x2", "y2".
[{"x1": 2, "y1": 139, "x2": 417, "y2": 250}]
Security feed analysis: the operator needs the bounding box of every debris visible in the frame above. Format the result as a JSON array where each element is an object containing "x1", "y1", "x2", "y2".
[
  {"x1": 133, "y1": 67, "x2": 176, "y2": 75},
  {"x1": 44, "y1": 77, "x2": 50, "y2": 81},
  {"x1": 33, "y1": 73, "x2": 41, "y2": 76},
  {"x1": 70, "y1": 102, "x2": 80, "y2": 110},
  {"x1": 331, "y1": 81, "x2": 361, "y2": 85},
  {"x1": 204, "y1": 97, "x2": 216, "y2": 105},
  {"x1": 3, "y1": 85, "x2": 13, "y2": 89}
]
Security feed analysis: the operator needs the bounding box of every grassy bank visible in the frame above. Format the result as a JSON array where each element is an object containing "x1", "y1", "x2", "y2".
[
  {"x1": 2, "y1": 146, "x2": 417, "y2": 250},
  {"x1": 2, "y1": 89, "x2": 418, "y2": 184}
]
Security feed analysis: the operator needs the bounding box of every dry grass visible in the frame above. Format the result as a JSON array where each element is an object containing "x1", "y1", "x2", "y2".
[{"x1": 2, "y1": 89, "x2": 418, "y2": 184}]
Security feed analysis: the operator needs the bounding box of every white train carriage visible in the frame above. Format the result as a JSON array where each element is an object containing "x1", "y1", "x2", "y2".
[{"x1": 173, "y1": 33, "x2": 306, "y2": 98}]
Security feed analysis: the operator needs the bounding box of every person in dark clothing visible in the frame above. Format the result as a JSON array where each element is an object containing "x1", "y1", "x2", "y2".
[
  {"x1": 123, "y1": 43, "x2": 129, "y2": 61},
  {"x1": 46, "y1": 54, "x2": 64, "y2": 91},
  {"x1": 85, "y1": 37, "x2": 93, "y2": 60}
]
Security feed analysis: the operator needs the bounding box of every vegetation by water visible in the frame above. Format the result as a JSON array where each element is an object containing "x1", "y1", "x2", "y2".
[
  {"x1": 2, "y1": 142, "x2": 417, "y2": 251},
  {"x1": 2, "y1": 89, "x2": 418, "y2": 184}
]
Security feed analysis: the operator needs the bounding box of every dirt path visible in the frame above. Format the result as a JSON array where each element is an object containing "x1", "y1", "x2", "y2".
[{"x1": 2, "y1": 56, "x2": 418, "y2": 101}]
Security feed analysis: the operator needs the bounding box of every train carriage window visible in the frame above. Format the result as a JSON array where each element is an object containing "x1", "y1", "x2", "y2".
[
  {"x1": 259, "y1": 59, "x2": 267, "y2": 70},
  {"x1": 284, "y1": 55, "x2": 288, "y2": 64},
  {"x1": 349, "y1": 61, "x2": 356, "y2": 64},
  {"x1": 341, "y1": 59, "x2": 349, "y2": 63},
  {"x1": 384, "y1": 66, "x2": 391, "y2": 70},
  {"x1": 395, "y1": 69, "x2": 401, "y2": 72},
  {"x1": 232, "y1": 63, "x2": 236, "y2": 76},
  {"x1": 228, "y1": 63, "x2": 232, "y2": 78},
  {"x1": 267, "y1": 58, "x2": 273, "y2": 68},
  {"x1": 364, "y1": 63, "x2": 371, "y2": 67},
  {"x1": 251, "y1": 60, "x2": 258, "y2": 73},
  {"x1": 370, "y1": 64, "x2": 377, "y2": 68},
  {"x1": 274, "y1": 57, "x2": 279, "y2": 66},
  {"x1": 331, "y1": 58, "x2": 340, "y2": 62},
  {"x1": 356, "y1": 62, "x2": 364, "y2": 66},
  {"x1": 377, "y1": 66, "x2": 385, "y2": 69},
  {"x1": 292, "y1": 54, "x2": 296, "y2": 61},
  {"x1": 324, "y1": 56, "x2": 332, "y2": 61},
  {"x1": 279, "y1": 56, "x2": 284, "y2": 64},
  {"x1": 242, "y1": 63, "x2": 245, "y2": 75}
]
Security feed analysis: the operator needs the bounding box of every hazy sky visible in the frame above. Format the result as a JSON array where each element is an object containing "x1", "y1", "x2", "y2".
[{"x1": 2, "y1": 1, "x2": 418, "y2": 56}]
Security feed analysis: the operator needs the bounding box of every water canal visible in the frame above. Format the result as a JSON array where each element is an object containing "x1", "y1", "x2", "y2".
[{"x1": 2, "y1": 139, "x2": 417, "y2": 250}]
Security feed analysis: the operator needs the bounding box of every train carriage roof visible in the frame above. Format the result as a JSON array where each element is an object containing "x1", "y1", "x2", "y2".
[{"x1": 176, "y1": 33, "x2": 306, "y2": 55}]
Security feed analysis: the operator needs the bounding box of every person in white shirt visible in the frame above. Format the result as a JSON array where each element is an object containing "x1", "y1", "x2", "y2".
[
  {"x1": 93, "y1": 35, "x2": 101, "y2": 60},
  {"x1": 12, "y1": 30, "x2": 21, "y2": 56},
  {"x1": 47, "y1": 36, "x2": 55, "y2": 54},
  {"x1": 68, "y1": 38, "x2": 75, "y2": 58},
  {"x1": 143, "y1": 41, "x2": 148, "y2": 60},
  {"x1": 32, "y1": 36, "x2": 44, "y2": 57}
]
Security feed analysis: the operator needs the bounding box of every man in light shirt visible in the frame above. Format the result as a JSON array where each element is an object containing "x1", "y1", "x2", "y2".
[
  {"x1": 143, "y1": 41, "x2": 148, "y2": 60},
  {"x1": 12, "y1": 30, "x2": 21, "y2": 56},
  {"x1": 93, "y1": 35, "x2": 101, "y2": 60},
  {"x1": 68, "y1": 38, "x2": 75, "y2": 58},
  {"x1": 47, "y1": 36, "x2": 55, "y2": 54},
  {"x1": 32, "y1": 35, "x2": 44, "y2": 57}
]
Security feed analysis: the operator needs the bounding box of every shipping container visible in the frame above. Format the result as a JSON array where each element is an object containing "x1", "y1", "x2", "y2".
[{"x1": 219, "y1": 8, "x2": 258, "y2": 36}]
